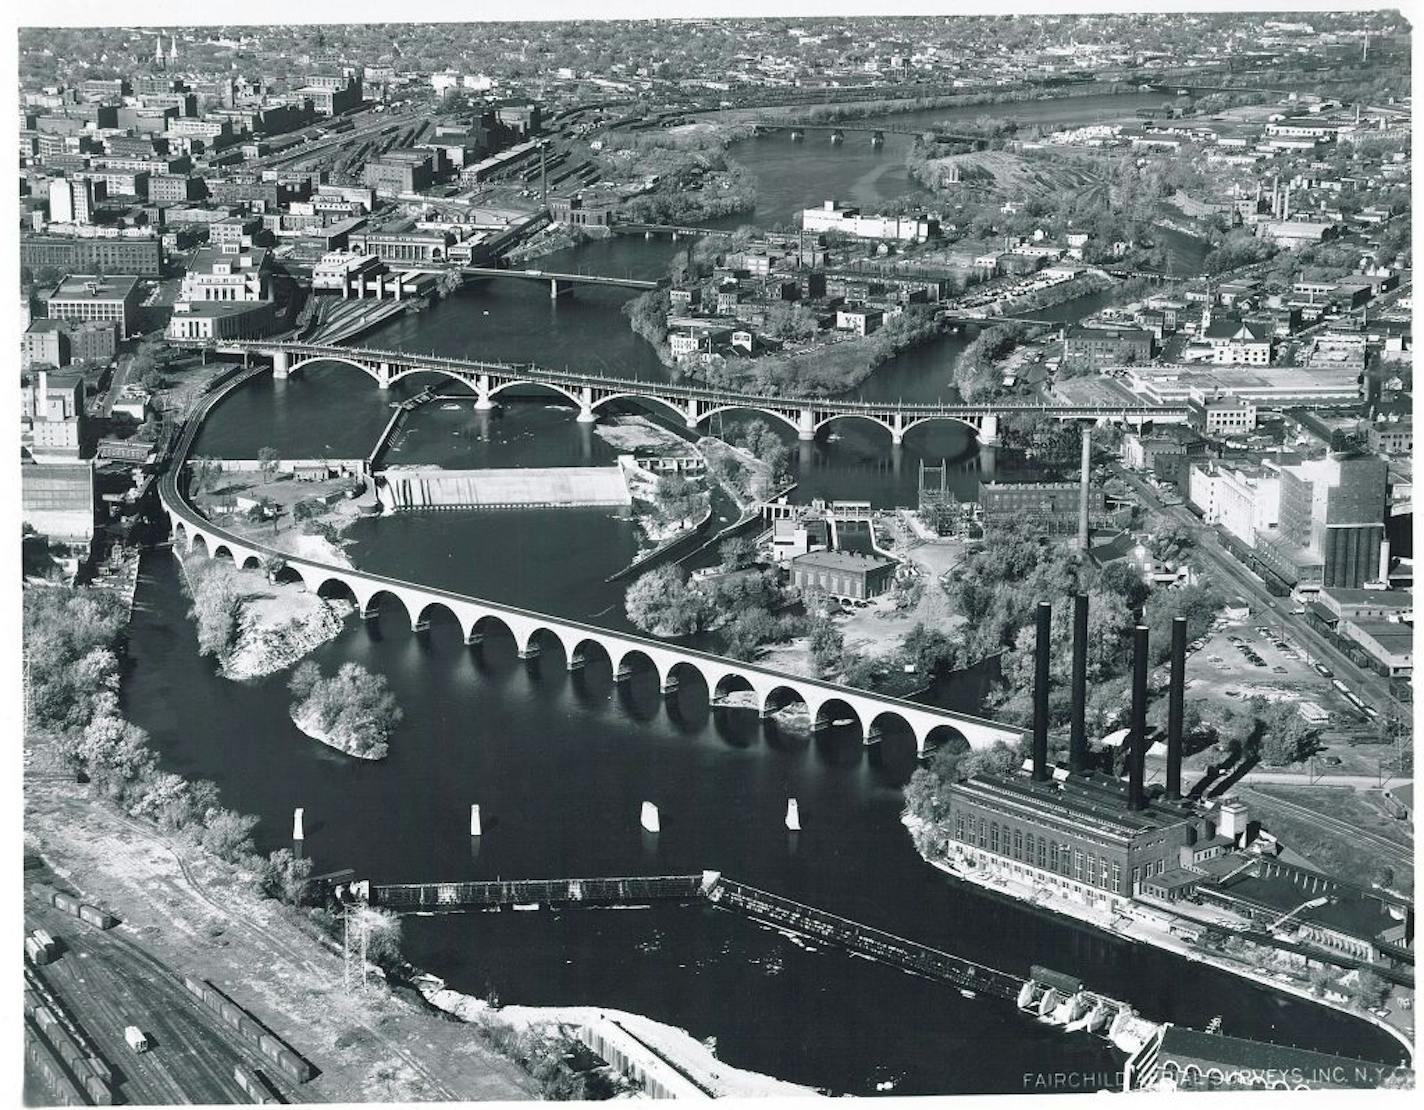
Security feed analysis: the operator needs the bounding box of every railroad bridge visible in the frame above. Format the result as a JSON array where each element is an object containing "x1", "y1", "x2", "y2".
[
  {"x1": 457, "y1": 266, "x2": 665, "y2": 299},
  {"x1": 159, "y1": 368, "x2": 1025, "y2": 756},
  {"x1": 207, "y1": 340, "x2": 1180, "y2": 446}
]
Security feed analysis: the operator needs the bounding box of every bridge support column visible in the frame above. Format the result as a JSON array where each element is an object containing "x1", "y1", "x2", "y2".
[
  {"x1": 891, "y1": 413, "x2": 905, "y2": 446},
  {"x1": 576, "y1": 386, "x2": 597, "y2": 424},
  {"x1": 684, "y1": 399, "x2": 700, "y2": 432},
  {"x1": 798, "y1": 408, "x2": 815, "y2": 441},
  {"x1": 977, "y1": 414, "x2": 999, "y2": 446},
  {"x1": 465, "y1": 627, "x2": 485, "y2": 646},
  {"x1": 377, "y1": 362, "x2": 391, "y2": 391},
  {"x1": 272, "y1": 350, "x2": 290, "y2": 380},
  {"x1": 473, "y1": 374, "x2": 496, "y2": 411},
  {"x1": 519, "y1": 643, "x2": 542, "y2": 660},
  {"x1": 660, "y1": 674, "x2": 680, "y2": 694},
  {"x1": 550, "y1": 278, "x2": 572, "y2": 300}
]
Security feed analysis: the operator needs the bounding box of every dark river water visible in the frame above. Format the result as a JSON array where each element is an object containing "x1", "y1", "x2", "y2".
[{"x1": 129, "y1": 88, "x2": 1402, "y2": 1095}]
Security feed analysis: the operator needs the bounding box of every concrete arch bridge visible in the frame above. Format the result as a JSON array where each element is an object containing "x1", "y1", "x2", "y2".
[
  {"x1": 204, "y1": 340, "x2": 1178, "y2": 446},
  {"x1": 159, "y1": 370, "x2": 1024, "y2": 757}
]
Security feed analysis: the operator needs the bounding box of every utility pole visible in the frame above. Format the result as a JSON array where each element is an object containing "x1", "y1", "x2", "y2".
[{"x1": 342, "y1": 904, "x2": 370, "y2": 994}]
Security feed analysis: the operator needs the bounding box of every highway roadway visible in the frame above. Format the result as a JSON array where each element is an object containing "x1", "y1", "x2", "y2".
[
  {"x1": 26, "y1": 886, "x2": 303, "y2": 1105},
  {"x1": 1106, "y1": 459, "x2": 1401, "y2": 715}
]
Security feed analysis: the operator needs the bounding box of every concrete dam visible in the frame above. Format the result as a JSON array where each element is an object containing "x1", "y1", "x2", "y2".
[{"x1": 376, "y1": 465, "x2": 632, "y2": 510}]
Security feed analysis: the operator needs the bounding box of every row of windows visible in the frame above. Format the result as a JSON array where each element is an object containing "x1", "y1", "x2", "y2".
[{"x1": 954, "y1": 812, "x2": 1124, "y2": 894}]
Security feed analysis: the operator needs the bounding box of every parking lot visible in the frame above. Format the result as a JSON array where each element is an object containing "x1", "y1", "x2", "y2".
[{"x1": 1179, "y1": 615, "x2": 1375, "y2": 730}]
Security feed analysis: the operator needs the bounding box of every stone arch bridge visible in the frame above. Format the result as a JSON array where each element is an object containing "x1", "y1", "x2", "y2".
[
  {"x1": 159, "y1": 369, "x2": 1025, "y2": 756},
  {"x1": 197, "y1": 340, "x2": 1178, "y2": 446}
]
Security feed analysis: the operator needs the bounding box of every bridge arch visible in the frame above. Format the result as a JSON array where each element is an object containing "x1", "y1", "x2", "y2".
[
  {"x1": 663, "y1": 660, "x2": 708, "y2": 701},
  {"x1": 922, "y1": 723, "x2": 972, "y2": 756},
  {"x1": 901, "y1": 414, "x2": 983, "y2": 439},
  {"x1": 363, "y1": 588, "x2": 414, "y2": 631},
  {"x1": 694, "y1": 404, "x2": 801, "y2": 437},
  {"x1": 487, "y1": 378, "x2": 585, "y2": 411},
  {"x1": 589, "y1": 391, "x2": 691, "y2": 426},
  {"x1": 466, "y1": 612, "x2": 514, "y2": 647},
  {"x1": 316, "y1": 576, "x2": 360, "y2": 607},
  {"x1": 523, "y1": 626, "x2": 570, "y2": 664},
  {"x1": 569, "y1": 637, "x2": 613, "y2": 674},
  {"x1": 762, "y1": 684, "x2": 810, "y2": 723},
  {"x1": 239, "y1": 553, "x2": 262, "y2": 571},
  {"x1": 614, "y1": 648, "x2": 663, "y2": 690},
  {"x1": 711, "y1": 671, "x2": 755, "y2": 707},
  {"x1": 189, "y1": 532, "x2": 212, "y2": 558},
  {"x1": 415, "y1": 600, "x2": 464, "y2": 636},
  {"x1": 212, "y1": 543, "x2": 235, "y2": 565},
  {"x1": 812, "y1": 413, "x2": 896, "y2": 441},
  {"x1": 286, "y1": 354, "x2": 385, "y2": 384},
  {"x1": 813, "y1": 697, "x2": 863, "y2": 737}
]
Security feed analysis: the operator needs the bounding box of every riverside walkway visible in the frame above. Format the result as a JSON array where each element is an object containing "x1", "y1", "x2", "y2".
[{"x1": 158, "y1": 365, "x2": 1024, "y2": 755}]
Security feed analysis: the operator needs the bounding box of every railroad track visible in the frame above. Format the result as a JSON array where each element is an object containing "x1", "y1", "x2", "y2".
[{"x1": 1240, "y1": 786, "x2": 1414, "y2": 868}]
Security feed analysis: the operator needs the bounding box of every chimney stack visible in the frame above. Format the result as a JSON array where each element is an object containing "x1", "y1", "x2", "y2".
[
  {"x1": 1166, "y1": 617, "x2": 1187, "y2": 799},
  {"x1": 1069, "y1": 593, "x2": 1089, "y2": 774},
  {"x1": 1032, "y1": 600, "x2": 1051, "y2": 782},
  {"x1": 1077, "y1": 425, "x2": 1092, "y2": 552},
  {"x1": 1128, "y1": 624, "x2": 1148, "y2": 811}
]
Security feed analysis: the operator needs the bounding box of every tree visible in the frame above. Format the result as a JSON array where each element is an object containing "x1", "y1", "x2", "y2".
[
  {"x1": 258, "y1": 446, "x2": 281, "y2": 482},
  {"x1": 1349, "y1": 969, "x2": 1389, "y2": 1010},
  {"x1": 260, "y1": 554, "x2": 287, "y2": 582},
  {"x1": 261, "y1": 848, "x2": 314, "y2": 905},
  {"x1": 718, "y1": 535, "x2": 758, "y2": 572},
  {"x1": 625, "y1": 565, "x2": 708, "y2": 637},
  {"x1": 188, "y1": 566, "x2": 243, "y2": 662},
  {"x1": 200, "y1": 809, "x2": 259, "y2": 862},
  {"x1": 807, "y1": 616, "x2": 844, "y2": 677},
  {"x1": 353, "y1": 905, "x2": 404, "y2": 974}
]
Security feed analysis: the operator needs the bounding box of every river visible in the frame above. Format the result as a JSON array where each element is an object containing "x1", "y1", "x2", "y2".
[{"x1": 129, "y1": 87, "x2": 1402, "y2": 1096}]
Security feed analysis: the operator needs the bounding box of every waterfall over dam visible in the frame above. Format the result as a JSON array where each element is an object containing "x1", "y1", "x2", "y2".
[{"x1": 376, "y1": 465, "x2": 633, "y2": 510}]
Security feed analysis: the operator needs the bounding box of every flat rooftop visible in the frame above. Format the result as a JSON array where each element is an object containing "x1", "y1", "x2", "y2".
[
  {"x1": 51, "y1": 274, "x2": 140, "y2": 300},
  {"x1": 955, "y1": 770, "x2": 1199, "y2": 839}
]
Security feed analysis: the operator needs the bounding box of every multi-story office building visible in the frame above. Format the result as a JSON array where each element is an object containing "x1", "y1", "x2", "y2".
[
  {"x1": 177, "y1": 246, "x2": 271, "y2": 303},
  {"x1": 43, "y1": 274, "x2": 142, "y2": 339},
  {"x1": 48, "y1": 176, "x2": 93, "y2": 225},
  {"x1": 1187, "y1": 460, "x2": 1282, "y2": 550},
  {"x1": 21, "y1": 231, "x2": 164, "y2": 275},
  {"x1": 364, "y1": 149, "x2": 437, "y2": 196},
  {"x1": 1258, "y1": 453, "x2": 1389, "y2": 591}
]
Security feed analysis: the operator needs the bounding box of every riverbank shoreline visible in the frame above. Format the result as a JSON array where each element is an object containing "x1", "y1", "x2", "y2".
[
  {"x1": 904, "y1": 814, "x2": 1415, "y2": 1061},
  {"x1": 415, "y1": 978, "x2": 821, "y2": 1098},
  {"x1": 289, "y1": 707, "x2": 385, "y2": 760}
]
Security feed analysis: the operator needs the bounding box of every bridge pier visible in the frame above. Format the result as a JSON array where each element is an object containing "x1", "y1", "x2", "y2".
[
  {"x1": 977, "y1": 414, "x2": 1000, "y2": 446},
  {"x1": 465, "y1": 627, "x2": 485, "y2": 646},
  {"x1": 272, "y1": 350, "x2": 290, "y2": 380},
  {"x1": 473, "y1": 373, "x2": 496, "y2": 411},
  {"x1": 377, "y1": 361, "x2": 391, "y2": 391},
  {"x1": 683, "y1": 399, "x2": 700, "y2": 432},
  {"x1": 798, "y1": 407, "x2": 815, "y2": 441},
  {"x1": 576, "y1": 386, "x2": 597, "y2": 424},
  {"x1": 550, "y1": 278, "x2": 572, "y2": 300},
  {"x1": 891, "y1": 413, "x2": 905, "y2": 447},
  {"x1": 519, "y1": 643, "x2": 542, "y2": 660}
]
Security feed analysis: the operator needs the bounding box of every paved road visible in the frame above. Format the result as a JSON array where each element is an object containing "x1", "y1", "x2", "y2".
[
  {"x1": 1107, "y1": 461, "x2": 1398, "y2": 712},
  {"x1": 26, "y1": 889, "x2": 300, "y2": 1105}
]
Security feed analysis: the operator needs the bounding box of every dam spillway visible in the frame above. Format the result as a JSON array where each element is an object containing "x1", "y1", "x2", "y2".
[{"x1": 376, "y1": 465, "x2": 632, "y2": 510}]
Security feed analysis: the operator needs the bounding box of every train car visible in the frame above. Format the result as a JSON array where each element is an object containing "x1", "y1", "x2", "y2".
[
  {"x1": 78, "y1": 904, "x2": 118, "y2": 929},
  {"x1": 276, "y1": 1046, "x2": 315, "y2": 1084},
  {"x1": 258, "y1": 1032, "x2": 284, "y2": 1064},
  {"x1": 85, "y1": 1073, "x2": 114, "y2": 1106},
  {"x1": 52, "y1": 892, "x2": 79, "y2": 915},
  {"x1": 25, "y1": 936, "x2": 51, "y2": 965},
  {"x1": 182, "y1": 974, "x2": 207, "y2": 1002},
  {"x1": 233, "y1": 1063, "x2": 279, "y2": 1104}
]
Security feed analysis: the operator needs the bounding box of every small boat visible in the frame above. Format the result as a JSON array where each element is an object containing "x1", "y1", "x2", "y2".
[
  {"x1": 640, "y1": 801, "x2": 660, "y2": 833},
  {"x1": 441, "y1": 403, "x2": 461, "y2": 411},
  {"x1": 960, "y1": 989, "x2": 977, "y2": 999}
]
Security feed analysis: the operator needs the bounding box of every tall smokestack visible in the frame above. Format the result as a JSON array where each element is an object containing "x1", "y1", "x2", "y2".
[
  {"x1": 1166, "y1": 617, "x2": 1186, "y2": 800},
  {"x1": 1032, "y1": 600, "x2": 1051, "y2": 782},
  {"x1": 1129, "y1": 624, "x2": 1148, "y2": 810},
  {"x1": 1077, "y1": 425, "x2": 1092, "y2": 552},
  {"x1": 1070, "y1": 593, "x2": 1089, "y2": 774}
]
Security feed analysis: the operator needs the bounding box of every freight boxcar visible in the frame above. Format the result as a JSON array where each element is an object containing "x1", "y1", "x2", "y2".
[{"x1": 78, "y1": 904, "x2": 117, "y2": 929}]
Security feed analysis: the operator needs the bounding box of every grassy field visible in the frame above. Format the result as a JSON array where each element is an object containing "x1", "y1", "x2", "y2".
[{"x1": 1242, "y1": 785, "x2": 1412, "y2": 896}]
